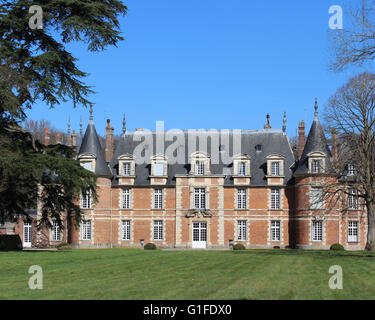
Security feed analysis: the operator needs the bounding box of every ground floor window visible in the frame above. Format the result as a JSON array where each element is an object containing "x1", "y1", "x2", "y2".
[
  {"x1": 153, "y1": 220, "x2": 164, "y2": 241},
  {"x1": 81, "y1": 220, "x2": 92, "y2": 240},
  {"x1": 312, "y1": 220, "x2": 323, "y2": 241},
  {"x1": 237, "y1": 220, "x2": 247, "y2": 241},
  {"x1": 122, "y1": 220, "x2": 131, "y2": 241},
  {"x1": 271, "y1": 220, "x2": 281, "y2": 241},
  {"x1": 348, "y1": 221, "x2": 359, "y2": 243},
  {"x1": 52, "y1": 221, "x2": 61, "y2": 241}
]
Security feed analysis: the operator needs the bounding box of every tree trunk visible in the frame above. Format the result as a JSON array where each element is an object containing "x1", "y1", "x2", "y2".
[{"x1": 365, "y1": 202, "x2": 375, "y2": 251}]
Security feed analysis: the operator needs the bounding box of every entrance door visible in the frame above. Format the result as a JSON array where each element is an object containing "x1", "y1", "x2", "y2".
[
  {"x1": 192, "y1": 221, "x2": 207, "y2": 248},
  {"x1": 23, "y1": 223, "x2": 32, "y2": 248}
]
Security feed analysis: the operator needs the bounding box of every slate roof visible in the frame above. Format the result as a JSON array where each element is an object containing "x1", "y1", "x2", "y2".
[
  {"x1": 78, "y1": 121, "x2": 112, "y2": 177},
  {"x1": 294, "y1": 105, "x2": 333, "y2": 175},
  {"x1": 109, "y1": 129, "x2": 295, "y2": 187}
]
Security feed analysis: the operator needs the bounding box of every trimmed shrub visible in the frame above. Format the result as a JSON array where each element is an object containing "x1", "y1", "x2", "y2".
[
  {"x1": 233, "y1": 243, "x2": 246, "y2": 250},
  {"x1": 57, "y1": 242, "x2": 71, "y2": 250},
  {"x1": 273, "y1": 246, "x2": 281, "y2": 249},
  {"x1": 330, "y1": 243, "x2": 345, "y2": 251},
  {"x1": 144, "y1": 243, "x2": 157, "y2": 250},
  {"x1": 0, "y1": 235, "x2": 22, "y2": 251}
]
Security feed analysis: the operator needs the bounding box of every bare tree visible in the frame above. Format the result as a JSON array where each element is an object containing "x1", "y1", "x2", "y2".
[
  {"x1": 329, "y1": 0, "x2": 375, "y2": 71},
  {"x1": 323, "y1": 71, "x2": 375, "y2": 250}
]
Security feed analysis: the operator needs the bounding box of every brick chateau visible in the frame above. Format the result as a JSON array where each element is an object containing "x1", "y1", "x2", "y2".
[{"x1": 8, "y1": 100, "x2": 367, "y2": 250}]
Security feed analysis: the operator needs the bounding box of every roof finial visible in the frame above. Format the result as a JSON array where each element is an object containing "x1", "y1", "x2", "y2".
[
  {"x1": 264, "y1": 113, "x2": 271, "y2": 129},
  {"x1": 67, "y1": 116, "x2": 71, "y2": 135},
  {"x1": 122, "y1": 114, "x2": 126, "y2": 134},
  {"x1": 89, "y1": 105, "x2": 93, "y2": 122},
  {"x1": 314, "y1": 98, "x2": 319, "y2": 119},
  {"x1": 80, "y1": 116, "x2": 83, "y2": 134},
  {"x1": 282, "y1": 112, "x2": 286, "y2": 133}
]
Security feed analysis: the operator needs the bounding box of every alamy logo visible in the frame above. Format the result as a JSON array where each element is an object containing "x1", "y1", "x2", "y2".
[
  {"x1": 328, "y1": 5, "x2": 343, "y2": 30},
  {"x1": 28, "y1": 265, "x2": 43, "y2": 290},
  {"x1": 29, "y1": 5, "x2": 43, "y2": 30},
  {"x1": 328, "y1": 265, "x2": 343, "y2": 290}
]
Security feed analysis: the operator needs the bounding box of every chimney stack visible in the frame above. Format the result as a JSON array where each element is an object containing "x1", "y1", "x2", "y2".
[
  {"x1": 105, "y1": 119, "x2": 114, "y2": 162},
  {"x1": 298, "y1": 120, "x2": 305, "y2": 160},
  {"x1": 44, "y1": 128, "x2": 50, "y2": 146},
  {"x1": 331, "y1": 129, "x2": 338, "y2": 162}
]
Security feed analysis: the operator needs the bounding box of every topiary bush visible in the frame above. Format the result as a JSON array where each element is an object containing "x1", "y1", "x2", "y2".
[
  {"x1": 233, "y1": 243, "x2": 246, "y2": 250},
  {"x1": 0, "y1": 235, "x2": 22, "y2": 251},
  {"x1": 144, "y1": 243, "x2": 157, "y2": 250},
  {"x1": 330, "y1": 243, "x2": 345, "y2": 251}
]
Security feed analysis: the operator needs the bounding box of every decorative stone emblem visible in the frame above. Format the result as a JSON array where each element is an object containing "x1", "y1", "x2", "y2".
[{"x1": 185, "y1": 209, "x2": 213, "y2": 218}]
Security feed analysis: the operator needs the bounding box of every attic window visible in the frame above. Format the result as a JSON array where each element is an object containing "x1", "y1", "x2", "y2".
[{"x1": 255, "y1": 144, "x2": 262, "y2": 152}]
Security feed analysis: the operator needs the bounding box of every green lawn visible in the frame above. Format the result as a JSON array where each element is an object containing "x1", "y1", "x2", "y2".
[{"x1": 1, "y1": 248, "x2": 375, "y2": 300}]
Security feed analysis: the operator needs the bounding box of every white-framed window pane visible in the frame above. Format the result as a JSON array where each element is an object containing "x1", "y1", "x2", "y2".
[
  {"x1": 237, "y1": 188, "x2": 247, "y2": 209},
  {"x1": 154, "y1": 189, "x2": 163, "y2": 209},
  {"x1": 271, "y1": 220, "x2": 280, "y2": 241},
  {"x1": 271, "y1": 162, "x2": 280, "y2": 176},
  {"x1": 81, "y1": 189, "x2": 92, "y2": 209},
  {"x1": 237, "y1": 220, "x2": 247, "y2": 241},
  {"x1": 194, "y1": 188, "x2": 206, "y2": 209},
  {"x1": 154, "y1": 163, "x2": 164, "y2": 176},
  {"x1": 347, "y1": 164, "x2": 355, "y2": 176},
  {"x1": 311, "y1": 187, "x2": 324, "y2": 209},
  {"x1": 82, "y1": 161, "x2": 93, "y2": 171},
  {"x1": 153, "y1": 220, "x2": 163, "y2": 241},
  {"x1": 238, "y1": 162, "x2": 246, "y2": 176},
  {"x1": 122, "y1": 189, "x2": 131, "y2": 209},
  {"x1": 312, "y1": 220, "x2": 323, "y2": 241},
  {"x1": 81, "y1": 220, "x2": 92, "y2": 240},
  {"x1": 195, "y1": 161, "x2": 205, "y2": 175},
  {"x1": 52, "y1": 221, "x2": 61, "y2": 241},
  {"x1": 123, "y1": 163, "x2": 131, "y2": 176},
  {"x1": 348, "y1": 189, "x2": 359, "y2": 209},
  {"x1": 271, "y1": 189, "x2": 280, "y2": 209},
  {"x1": 122, "y1": 220, "x2": 131, "y2": 240},
  {"x1": 348, "y1": 221, "x2": 359, "y2": 242},
  {"x1": 312, "y1": 160, "x2": 322, "y2": 173}
]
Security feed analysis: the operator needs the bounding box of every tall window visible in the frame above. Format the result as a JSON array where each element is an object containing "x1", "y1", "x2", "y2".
[
  {"x1": 238, "y1": 162, "x2": 247, "y2": 176},
  {"x1": 81, "y1": 220, "x2": 91, "y2": 240},
  {"x1": 312, "y1": 159, "x2": 323, "y2": 173},
  {"x1": 195, "y1": 161, "x2": 205, "y2": 175},
  {"x1": 271, "y1": 189, "x2": 280, "y2": 209},
  {"x1": 121, "y1": 220, "x2": 131, "y2": 241},
  {"x1": 311, "y1": 187, "x2": 324, "y2": 209},
  {"x1": 154, "y1": 189, "x2": 163, "y2": 209},
  {"x1": 122, "y1": 162, "x2": 131, "y2": 176},
  {"x1": 312, "y1": 220, "x2": 323, "y2": 241},
  {"x1": 271, "y1": 162, "x2": 280, "y2": 176},
  {"x1": 81, "y1": 189, "x2": 93, "y2": 209},
  {"x1": 122, "y1": 188, "x2": 131, "y2": 209},
  {"x1": 271, "y1": 220, "x2": 281, "y2": 241},
  {"x1": 52, "y1": 221, "x2": 61, "y2": 241},
  {"x1": 153, "y1": 220, "x2": 163, "y2": 241},
  {"x1": 348, "y1": 188, "x2": 359, "y2": 209},
  {"x1": 194, "y1": 188, "x2": 206, "y2": 209},
  {"x1": 348, "y1": 221, "x2": 359, "y2": 242},
  {"x1": 237, "y1": 220, "x2": 247, "y2": 241},
  {"x1": 347, "y1": 164, "x2": 355, "y2": 176},
  {"x1": 154, "y1": 163, "x2": 164, "y2": 176},
  {"x1": 237, "y1": 188, "x2": 247, "y2": 209}
]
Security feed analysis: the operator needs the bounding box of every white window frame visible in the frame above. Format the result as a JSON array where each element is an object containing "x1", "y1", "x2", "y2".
[
  {"x1": 121, "y1": 220, "x2": 131, "y2": 241},
  {"x1": 237, "y1": 188, "x2": 247, "y2": 209},
  {"x1": 52, "y1": 221, "x2": 61, "y2": 242},
  {"x1": 311, "y1": 220, "x2": 323, "y2": 241},
  {"x1": 271, "y1": 220, "x2": 281, "y2": 241},
  {"x1": 153, "y1": 220, "x2": 164, "y2": 241},
  {"x1": 270, "y1": 189, "x2": 280, "y2": 210},
  {"x1": 81, "y1": 189, "x2": 93, "y2": 209},
  {"x1": 311, "y1": 187, "x2": 324, "y2": 209},
  {"x1": 154, "y1": 188, "x2": 163, "y2": 209},
  {"x1": 271, "y1": 161, "x2": 280, "y2": 176},
  {"x1": 122, "y1": 188, "x2": 131, "y2": 209},
  {"x1": 81, "y1": 220, "x2": 92, "y2": 240},
  {"x1": 347, "y1": 164, "x2": 355, "y2": 176},
  {"x1": 237, "y1": 220, "x2": 248, "y2": 241},
  {"x1": 238, "y1": 161, "x2": 247, "y2": 176},
  {"x1": 195, "y1": 161, "x2": 205, "y2": 176},
  {"x1": 348, "y1": 188, "x2": 359, "y2": 209},
  {"x1": 312, "y1": 159, "x2": 323, "y2": 174},
  {"x1": 122, "y1": 162, "x2": 131, "y2": 176},
  {"x1": 348, "y1": 221, "x2": 359, "y2": 243},
  {"x1": 194, "y1": 188, "x2": 206, "y2": 209}
]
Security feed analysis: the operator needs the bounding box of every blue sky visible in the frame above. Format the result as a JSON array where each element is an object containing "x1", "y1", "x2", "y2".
[{"x1": 26, "y1": 0, "x2": 362, "y2": 137}]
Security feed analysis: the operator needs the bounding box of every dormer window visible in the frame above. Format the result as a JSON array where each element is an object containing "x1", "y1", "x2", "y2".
[
  {"x1": 266, "y1": 155, "x2": 284, "y2": 177},
  {"x1": 151, "y1": 155, "x2": 168, "y2": 177},
  {"x1": 238, "y1": 161, "x2": 247, "y2": 176},
  {"x1": 255, "y1": 144, "x2": 262, "y2": 152},
  {"x1": 82, "y1": 161, "x2": 93, "y2": 172},
  {"x1": 233, "y1": 155, "x2": 251, "y2": 177},
  {"x1": 307, "y1": 152, "x2": 326, "y2": 174},
  {"x1": 271, "y1": 162, "x2": 280, "y2": 176},
  {"x1": 118, "y1": 154, "x2": 135, "y2": 177},
  {"x1": 195, "y1": 161, "x2": 205, "y2": 175},
  {"x1": 122, "y1": 162, "x2": 131, "y2": 176},
  {"x1": 79, "y1": 154, "x2": 95, "y2": 173},
  {"x1": 347, "y1": 164, "x2": 355, "y2": 176}
]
